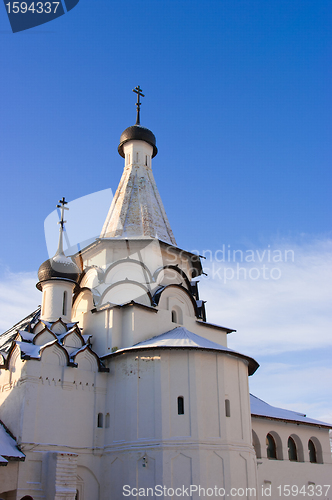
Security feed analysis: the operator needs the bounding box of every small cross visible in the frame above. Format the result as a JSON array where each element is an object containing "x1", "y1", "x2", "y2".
[
  {"x1": 133, "y1": 85, "x2": 145, "y2": 125},
  {"x1": 56, "y1": 196, "x2": 69, "y2": 230}
]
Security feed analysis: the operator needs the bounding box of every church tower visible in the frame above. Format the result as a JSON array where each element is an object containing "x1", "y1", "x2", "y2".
[
  {"x1": 100, "y1": 85, "x2": 176, "y2": 244},
  {"x1": 37, "y1": 197, "x2": 80, "y2": 323},
  {"x1": 70, "y1": 88, "x2": 259, "y2": 497}
]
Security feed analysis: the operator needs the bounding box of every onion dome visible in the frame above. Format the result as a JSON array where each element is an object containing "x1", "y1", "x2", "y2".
[
  {"x1": 118, "y1": 125, "x2": 158, "y2": 158},
  {"x1": 36, "y1": 197, "x2": 81, "y2": 291},
  {"x1": 37, "y1": 253, "x2": 80, "y2": 291}
]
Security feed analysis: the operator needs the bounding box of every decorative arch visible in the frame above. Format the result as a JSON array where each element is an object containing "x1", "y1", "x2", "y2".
[
  {"x1": 153, "y1": 265, "x2": 191, "y2": 289},
  {"x1": 78, "y1": 266, "x2": 104, "y2": 289},
  {"x1": 288, "y1": 436, "x2": 298, "y2": 461},
  {"x1": 288, "y1": 434, "x2": 304, "y2": 462},
  {"x1": 50, "y1": 319, "x2": 67, "y2": 334},
  {"x1": 104, "y1": 258, "x2": 153, "y2": 285},
  {"x1": 73, "y1": 346, "x2": 101, "y2": 372},
  {"x1": 266, "y1": 431, "x2": 283, "y2": 460},
  {"x1": 60, "y1": 330, "x2": 85, "y2": 354},
  {"x1": 308, "y1": 436, "x2": 323, "y2": 464},
  {"x1": 72, "y1": 288, "x2": 94, "y2": 317},
  {"x1": 7, "y1": 339, "x2": 33, "y2": 366},
  {"x1": 153, "y1": 284, "x2": 198, "y2": 318},
  {"x1": 40, "y1": 341, "x2": 69, "y2": 366},
  {"x1": 33, "y1": 328, "x2": 57, "y2": 346},
  {"x1": 76, "y1": 465, "x2": 100, "y2": 500},
  {"x1": 7, "y1": 343, "x2": 22, "y2": 376},
  {"x1": 100, "y1": 280, "x2": 153, "y2": 306},
  {"x1": 32, "y1": 320, "x2": 50, "y2": 334},
  {"x1": 252, "y1": 430, "x2": 261, "y2": 458}
]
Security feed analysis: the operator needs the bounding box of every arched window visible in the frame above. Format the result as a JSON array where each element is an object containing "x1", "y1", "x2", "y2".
[
  {"x1": 288, "y1": 436, "x2": 298, "y2": 461},
  {"x1": 308, "y1": 439, "x2": 317, "y2": 463},
  {"x1": 171, "y1": 306, "x2": 183, "y2": 325},
  {"x1": 225, "y1": 399, "x2": 231, "y2": 417},
  {"x1": 97, "y1": 413, "x2": 103, "y2": 428},
  {"x1": 105, "y1": 413, "x2": 110, "y2": 428},
  {"x1": 266, "y1": 433, "x2": 277, "y2": 459},
  {"x1": 20, "y1": 497, "x2": 34, "y2": 500},
  {"x1": 252, "y1": 430, "x2": 261, "y2": 458},
  {"x1": 171, "y1": 310, "x2": 177, "y2": 323},
  {"x1": 177, "y1": 396, "x2": 184, "y2": 415},
  {"x1": 62, "y1": 291, "x2": 67, "y2": 316}
]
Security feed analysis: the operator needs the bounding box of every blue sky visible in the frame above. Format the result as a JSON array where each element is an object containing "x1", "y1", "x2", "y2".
[{"x1": 0, "y1": 1, "x2": 331, "y2": 422}]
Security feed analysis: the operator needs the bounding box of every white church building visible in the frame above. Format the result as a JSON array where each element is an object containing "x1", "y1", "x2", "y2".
[{"x1": 0, "y1": 90, "x2": 331, "y2": 499}]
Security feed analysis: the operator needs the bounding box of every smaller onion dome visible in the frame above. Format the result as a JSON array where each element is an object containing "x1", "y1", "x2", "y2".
[
  {"x1": 118, "y1": 125, "x2": 158, "y2": 158},
  {"x1": 36, "y1": 253, "x2": 80, "y2": 291},
  {"x1": 37, "y1": 197, "x2": 81, "y2": 291}
]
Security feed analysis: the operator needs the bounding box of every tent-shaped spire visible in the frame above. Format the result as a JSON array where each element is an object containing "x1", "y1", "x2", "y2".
[
  {"x1": 100, "y1": 159, "x2": 176, "y2": 245},
  {"x1": 100, "y1": 88, "x2": 176, "y2": 245}
]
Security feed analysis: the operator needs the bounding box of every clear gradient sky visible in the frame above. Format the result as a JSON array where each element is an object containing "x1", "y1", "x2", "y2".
[{"x1": 1, "y1": 1, "x2": 331, "y2": 422}]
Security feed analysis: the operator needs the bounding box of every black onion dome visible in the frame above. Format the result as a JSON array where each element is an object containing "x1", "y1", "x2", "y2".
[
  {"x1": 118, "y1": 125, "x2": 158, "y2": 158},
  {"x1": 37, "y1": 253, "x2": 80, "y2": 290}
]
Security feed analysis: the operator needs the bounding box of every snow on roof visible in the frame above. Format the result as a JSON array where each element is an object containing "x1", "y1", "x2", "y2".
[
  {"x1": 104, "y1": 326, "x2": 259, "y2": 375},
  {"x1": 250, "y1": 394, "x2": 332, "y2": 428},
  {"x1": 0, "y1": 422, "x2": 25, "y2": 461},
  {"x1": 0, "y1": 307, "x2": 41, "y2": 355}
]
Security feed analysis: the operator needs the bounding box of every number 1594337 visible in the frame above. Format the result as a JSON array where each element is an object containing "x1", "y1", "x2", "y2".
[{"x1": 6, "y1": 2, "x2": 60, "y2": 13}]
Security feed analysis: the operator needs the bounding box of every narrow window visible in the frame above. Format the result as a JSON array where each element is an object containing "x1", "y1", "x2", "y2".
[
  {"x1": 177, "y1": 396, "x2": 184, "y2": 415},
  {"x1": 97, "y1": 413, "x2": 103, "y2": 428},
  {"x1": 266, "y1": 433, "x2": 277, "y2": 459},
  {"x1": 128, "y1": 154, "x2": 130, "y2": 164},
  {"x1": 225, "y1": 399, "x2": 231, "y2": 417},
  {"x1": 62, "y1": 291, "x2": 67, "y2": 316},
  {"x1": 288, "y1": 436, "x2": 298, "y2": 461},
  {"x1": 171, "y1": 307, "x2": 183, "y2": 325},
  {"x1": 105, "y1": 413, "x2": 110, "y2": 428},
  {"x1": 308, "y1": 439, "x2": 317, "y2": 463},
  {"x1": 145, "y1": 155, "x2": 148, "y2": 166},
  {"x1": 136, "y1": 152, "x2": 139, "y2": 163},
  {"x1": 75, "y1": 492, "x2": 79, "y2": 500}
]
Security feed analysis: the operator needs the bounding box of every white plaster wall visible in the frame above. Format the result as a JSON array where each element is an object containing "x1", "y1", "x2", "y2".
[
  {"x1": 0, "y1": 462, "x2": 19, "y2": 496},
  {"x1": 102, "y1": 348, "x2": 257, "y2": 498},
  {"x1": 41, "y1": 280, "x2": 76, "y2": 323},
  {"x1": 252, "y1": 417, "x2": 332, "y2": 498},
  {"x1": 123, "y1": 140, "x2": 153, "y2": 168}
]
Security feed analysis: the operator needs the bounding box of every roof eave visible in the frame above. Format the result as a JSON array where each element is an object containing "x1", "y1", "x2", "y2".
[{"x1": 251, "y1": 413, "x2": 332, "y2": 429}]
